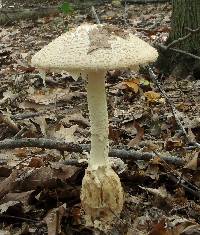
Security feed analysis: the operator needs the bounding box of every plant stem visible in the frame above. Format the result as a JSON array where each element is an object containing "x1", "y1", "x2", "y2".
[{"x1": 87, "y1": 71, "x2": 109, "y2": 168}]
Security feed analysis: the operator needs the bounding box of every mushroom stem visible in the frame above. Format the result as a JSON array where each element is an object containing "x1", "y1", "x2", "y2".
[{"x1": 87, "y1": 71, "x2": 109, "y2": 169}]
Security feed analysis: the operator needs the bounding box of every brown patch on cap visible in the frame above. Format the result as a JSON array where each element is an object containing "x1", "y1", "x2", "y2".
[
  {"x1": 88, "y1": 25, "x2": 130, "y2": 54},
  {"x1": 88, "y1": 26, "x2": 111, "y2": 54}
]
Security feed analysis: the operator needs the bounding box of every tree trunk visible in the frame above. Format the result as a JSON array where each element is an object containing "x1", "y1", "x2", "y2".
[{"x1": 157, "y1": 0, "x2": 200, "y2": 78}]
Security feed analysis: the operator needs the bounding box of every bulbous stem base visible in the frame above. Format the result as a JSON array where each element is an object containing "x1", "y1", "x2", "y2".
[{"x1": 81, "y1": 166, "x2": 124, "y2": 228}]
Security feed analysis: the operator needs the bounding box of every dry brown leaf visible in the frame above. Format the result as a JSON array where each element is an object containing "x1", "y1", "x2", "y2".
[
  {"x1": 140, "y1": 186, "x2": 170, "y2": 199},
  {"x1": 165, "y1": 138, "x2": 183, "y2": 151},
  {"x1": 0, "y1": 201, "x2": 21, "y2": 214},
  {"x1": 44, "y1": 204, "x2": 66, "y2": 235},
  {"x1": 144, "y1": 91, "x2": 161, "y2": 103},
  {"x1": 53, "y1": 124, "x2": 78, "y2": 142},
  {"x1": 149, "y1": 217, "x2": 200, "y2": 235},
  {"x1": 1, "y1": 191, "x2": 34, "y2": 213},
  {"x1": 14, "y1": 148, "x2": 28, "y2": 158},
  {"x1": 123, "y1": 79, "x2": 140, "y2": 93},
  {"x1": 176, "y1": 103, "x2": 191, "y2": 112},
  {"x1": 171, "y1": 221, "x2": 199, "y2": 235},
  {"x1": 14, "y1": 167, "x2": 54, "y2": 191},
  {"x1": 128, "y1": 121, "x2": 144, "y2": 148},
  {"x1": 0, "y1": 230, "x2": 10, "y2": 235},
  {"x1": 27, "y1": 88, "x2": 69, "y2": 105},
  {"x1": 184, "y1": 151, "x2": 200, "y2": 170},
  {"x1": 10, "y1": 166, "x2": 78, "y2": 191},
  {"x1": 1, "y1": 191, "x2": 33, "y2": 205},
  {"x1": 145, "y1": 165, "x2": 160, "y2": 180},
  {"x1": 179, "y1": 224, "x2": 200, "y2": 234},
  {"x1": 32, "y1": 116, "x2": 48, "y2": 136},
  {"x1": 149, "y1": 219, "x2": 172, "y2": 235},
  {"x1": 60, "y1": 113, "x2": 89, "y2": 127},
  {"x1": 51, "y1": 164, "x2": 78, "y2": 181},
  {"x1": 28, "y1": 157, "x2": 44, "y2": 168},
  {"x1": 0, "y1": 170, "x2": 19, "y2": 200}
]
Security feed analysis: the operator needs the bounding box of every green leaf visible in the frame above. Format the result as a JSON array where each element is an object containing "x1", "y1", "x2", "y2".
[
  {"x1": 139, "y1": 78, "x2": 150, "y2": 86},
  {"x1": 59, "y1": 2, "x2": 73, "y2": 15}
]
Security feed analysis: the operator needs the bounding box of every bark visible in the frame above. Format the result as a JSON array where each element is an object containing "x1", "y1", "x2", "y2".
[{"x1": 157, "y1": 0, "x2": 200, "y2": 77}]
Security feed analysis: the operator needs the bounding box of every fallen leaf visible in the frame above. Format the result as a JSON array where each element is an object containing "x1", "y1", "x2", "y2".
[
  {"x1": 165, "y1": 138, "x2": 183, "y2": 151},
  {"x1": 44, "y1": 204, "x2": 66, "y2": 235},
  {"x1": 149, "y1": 219, "x2": 172, "y2": 235},
  {"x1": 32, "y1": 116, "x2": 48, "y2": 136},
  {"x1": 29, "y1": 157, "x2": 44, "y2": 168},
  {"x1": 144, "y1": 91, "x2": 161, "y2": 103},
  {"x1": 184, "y1": 152, "x2": 200, "y2": 170},
  {"x1": 123, "y1": 79, "x2": 140, "y2": 93},
  {"x1": 51, "y1": 163, "x2": 78, "y2": 181},
  {"x1": 60, "y1": 113, "x2": 89, "y2": 127},
  {"x1": 128, "y1": 121, "x2": 144, "y2": 148},
  {"x1": 53, "y1": 124, "x2": 78, "y2": 142},
  {"x1": 0, "y1": 201, "x2": 21, "y2": 214},
  {"x1": 140, "y1": 186, "x2": 170, "y2": 199}
]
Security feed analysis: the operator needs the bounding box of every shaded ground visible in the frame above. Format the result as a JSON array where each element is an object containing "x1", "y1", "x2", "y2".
[
  {"x1": 1, "y1": 1, "x2": 200, "y2": 235},
  {"x1": 4, "y1": 0, "x2": 61, "y2": 8}
]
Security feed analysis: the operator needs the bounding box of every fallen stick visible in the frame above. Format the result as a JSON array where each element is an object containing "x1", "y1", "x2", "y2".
[
  {"x1": 0, "y1": 1, "x2": 104, "y2": 25},
  {"x1": 0, "y1": 7, "x2": 58, "y2": 25},
  {"x1": 148, "y1": 66, "x2": 200, "y2": 149},
  {"x1": 0, "y1": 138, "x2": 184, "y2": 166},
  {"x1": 157, "y1": 44, "x2": 200, "y2": 61},
  {"x1": 122, "y1": 0, "x2": 169, "y2": 3}
]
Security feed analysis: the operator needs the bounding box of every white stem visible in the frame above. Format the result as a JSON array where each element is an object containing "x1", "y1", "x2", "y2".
[{"x1": 87, "y1": 71, "x2": 109, "y2": 168}]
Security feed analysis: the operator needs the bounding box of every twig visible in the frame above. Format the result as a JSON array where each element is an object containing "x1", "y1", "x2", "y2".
[
  {"x1": 0, "y1": 214, "x2": 41, "y2": 223},
  {"x1": 11, "y1": 111, "x2": 45, "y2": 121},
  {"x1": 123, "y1": 0, "x2": 128, "y2": 26},
  {"x1": 14, "y1": 126, "x2": 28, "y2": 138},
  {"x1": 168, "y1": 174, "x2": 200, "y2": 198},
  {"x1": 158, "y1": 44, "x2": 200, "y2": 60},
  {"x1": 158, "y1": 156, "x2": 200, "y2": 198},
  {"x1": 166, "y1": 27, "x2": 200, "y2": 49},
  {"x1": 148, "y1": 66, "x2": 200, "y2": 149},
  {"x1": 91, "y1": 6, "x2": 100, "y2": 24},
  {"x1": 0, "y1": 138, "x2": 184, "y2": 166},
  {"x1": 158, "y1": 26, "x2": 200, "y2": 59}
]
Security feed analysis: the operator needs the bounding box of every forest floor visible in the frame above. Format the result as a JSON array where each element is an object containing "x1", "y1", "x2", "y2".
[{"x1": 1, "y1": 1, "x2": 200, "y2": 235}]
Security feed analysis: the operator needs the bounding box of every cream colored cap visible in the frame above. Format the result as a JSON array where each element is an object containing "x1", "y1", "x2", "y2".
[{"x1": 31, "y1": 24, "x2": 158, "y2": 73}]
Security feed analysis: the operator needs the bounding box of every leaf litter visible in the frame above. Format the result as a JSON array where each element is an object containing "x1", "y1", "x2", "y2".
[{"x1": 0, "y1": 0, "x2": 200, "y2": 234}]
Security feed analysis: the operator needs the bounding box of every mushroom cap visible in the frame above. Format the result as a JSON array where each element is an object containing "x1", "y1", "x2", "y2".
[{"x1": 31, "y1": 24, "x2": 158, "y2": 73}]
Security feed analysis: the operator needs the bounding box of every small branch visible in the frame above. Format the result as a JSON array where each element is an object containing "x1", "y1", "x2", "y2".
[
  {"x1": 168, "y1": 174, "x2": 200, "y2": 198},
  {"x1": 14, "y1": 126, "x2": 28, "y2": 139},
  {"x1": 11, "y1": 111, "x2": 45, "y2": 121},
  {"x1": 123, "y1": 0, "x2": 128, "y2": 26},
  {"x1": 0, "y1": 214, "x2": 41, "y2": 223},
  {"x1": 157, "y1": 44, "x2": 200, "y2": 60},
  {"x1": 91, "y1": 6, "x2": 100, "y2": 24},
  {"x1": 0, "y1": 138, "x2": 83, "y2": 153},
  {"x1": 0, "y1": 138, "x2": 184, "y2": 166},
  {"x1": 0, "y1": 2, "x2": 103, "y2": 25},
  {"x1": 158, "y1": 26, "x2": 200, "y2": 60},
  {"x1": 148, "y1": 66, "x2": 200, "y2": 149},
  {"x1": 166, "y1": 27, "x2": 200, "y2": 49}
]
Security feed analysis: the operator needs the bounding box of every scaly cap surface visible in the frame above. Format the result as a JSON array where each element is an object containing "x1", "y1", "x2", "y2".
[{"x1": 31, "y1": 24, "x2": 158, "y2": 73}]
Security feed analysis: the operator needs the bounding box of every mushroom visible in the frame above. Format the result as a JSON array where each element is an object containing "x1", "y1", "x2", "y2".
[{"x1": 31, "y1": 24, "x2": 158, "y2": 227}]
